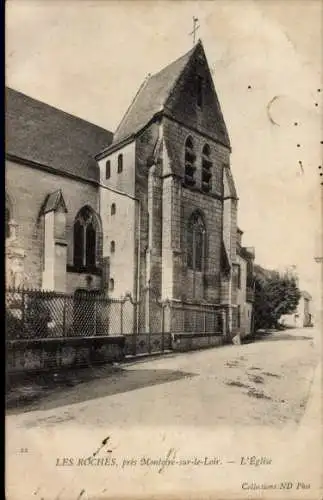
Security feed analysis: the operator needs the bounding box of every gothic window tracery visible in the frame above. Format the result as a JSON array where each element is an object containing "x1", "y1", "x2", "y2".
[
  {"x1": 73, "y1": 206, "x2": 98, "y2": 269},
  {"x1": 187, "y1": 212, "x2": 206, "y2": 272}
]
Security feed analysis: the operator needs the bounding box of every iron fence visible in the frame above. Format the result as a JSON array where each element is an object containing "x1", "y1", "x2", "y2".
[
  {"x1": 168, "y1": 301, "x2": 225, "y2": 335},
  {"x1": 6, "y1": 288, "x2": 226, "y2": 355}
]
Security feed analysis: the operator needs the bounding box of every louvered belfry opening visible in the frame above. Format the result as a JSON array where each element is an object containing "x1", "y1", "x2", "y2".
[
  {"x1": 202, "y1": 144, "x2": 212, "y2": 192},
  {"x1": 184, "y1": 136, "x2": 196, "y2": 186}
]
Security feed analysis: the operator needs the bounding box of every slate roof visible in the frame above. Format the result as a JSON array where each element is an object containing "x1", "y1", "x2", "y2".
[
  {"x1": 112, "y1": 45, "x2": 197, "y2": 145},
  {"x1": 5, "y1": 87, "x2": 113, "y2": 181}
]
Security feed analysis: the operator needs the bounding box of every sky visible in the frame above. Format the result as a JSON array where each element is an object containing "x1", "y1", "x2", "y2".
[{"x1": 5, "y1": 0, "x2": 323, "y2": 312}]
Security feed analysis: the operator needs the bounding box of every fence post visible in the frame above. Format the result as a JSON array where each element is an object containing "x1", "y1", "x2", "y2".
[
  {"x1": 182, "y1": 306, "x2": 185, "y2": 333},
  {"x1": 93, "y1": 297, "x2": 97, "y2": 336},
  {"x1": 161, "y1": 304, "x2": 165, "y2": 353},
  {"x1": 120, "y1": 301, "x2": 124, "y2": 335},
  {"x1": 63, "y1": 295, "x2": 67, "y2": 337},
  {"x1": 132, "y1": 301, "x2": 137, "y2": 356},
  {"x1": 21, "y1": 288, "x2": 25, "y2": 337}
]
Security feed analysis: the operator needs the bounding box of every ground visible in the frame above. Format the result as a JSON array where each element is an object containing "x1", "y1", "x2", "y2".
[{"x1": 6, "y1": 327, "x2": 322, "y2": 500}]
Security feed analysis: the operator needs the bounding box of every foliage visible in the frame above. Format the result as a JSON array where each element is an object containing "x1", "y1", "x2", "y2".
[{"x1": 253, "y1": 265, "x2": 301, "y2": 330}]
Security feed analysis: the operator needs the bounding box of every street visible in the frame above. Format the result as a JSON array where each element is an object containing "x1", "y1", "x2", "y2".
[{"x1": 6, "y1": 327, "x2": 322, "y2": 500}]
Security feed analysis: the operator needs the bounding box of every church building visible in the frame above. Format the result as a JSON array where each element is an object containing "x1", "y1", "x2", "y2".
[{"x1": 5, "y1": 40, "x2": 254, "y2": 338}]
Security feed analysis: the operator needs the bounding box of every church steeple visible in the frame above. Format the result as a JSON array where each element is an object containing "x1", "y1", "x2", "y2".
[{"x1": 105, "y1": 39, "x2": 230, "y2": 151}]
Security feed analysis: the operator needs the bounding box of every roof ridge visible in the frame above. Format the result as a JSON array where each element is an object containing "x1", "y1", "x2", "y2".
[
  {"x1": 150, "y1": 43, "x2": 197, "y2": 81},
  {"x1": 159, "y1": 43, "x2": 198, "y2": 109},
  {"x1": 112, "y1": 46, "x2": 197, "y2": 143},
  {"x1": 112, "y1": 43, "x2": 201, "y2": 146},
  {"x1": 113, "y1": 74, "x2": 151, "y2": 142},
  {"x1": 6, "y1": 87, "x2": 112, "y2": 135}
]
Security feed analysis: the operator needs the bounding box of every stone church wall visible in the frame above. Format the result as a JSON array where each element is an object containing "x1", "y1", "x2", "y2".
[
  {"x1": 162, "y1": 117, "x2": 231, "y2": 303},
  {"x1": 163, "y1": 117, "x2": 227, "y2": 192},
  {"x1": 180, "y1": 188, "x2": 223, "y2": 302},
  {"x1": 135, "y1": 123, "x2": 162, "y2": 300},
  {"x1": 98, "y1": 140, "x2": 137, "y2": 299},
  {"x1": 6, "y1": 159, "x2": 100, "y2": 291}
]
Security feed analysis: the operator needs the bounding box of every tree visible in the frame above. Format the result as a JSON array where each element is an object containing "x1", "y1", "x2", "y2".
[{"x1": 253, "y1": 265, "x2": 301, "y2": 330}]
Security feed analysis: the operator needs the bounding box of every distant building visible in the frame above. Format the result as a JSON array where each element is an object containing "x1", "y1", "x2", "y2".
[
  {"x1": 232, "y1": 228, "x2": 255, "y2": 339},
  {"x1": 281, "y1": 290, "x2": 313, "y2": 328}
]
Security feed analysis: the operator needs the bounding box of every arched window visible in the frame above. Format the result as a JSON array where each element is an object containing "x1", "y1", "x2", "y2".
[
  {"x1": 202, "y1": 144, "x2": 212, "y2": 192},
  {"x1": 111, "y1": 203, "x2": 116, "y2": 215},
  {"x1": 117, "y1": 154, "x2": 123, "y2": 173},
  {"x1": 109, "y1": 278, "x2": 115, "y2": 291},
  {"x1": 187, "y1": 212, "x2": 206, "y2": 272},
  {"x1": 184, "y1": 137, "x2": 196, "y2": 186},
  {"x1": 105, "y1": 160, "x2": 111, "y2": 179},
  {"x1": 110, "y1": 240, "x2": 115, "y2": 253},
  {"x1": 73, "y1": 206, "x2": 98, "y2": 269}
]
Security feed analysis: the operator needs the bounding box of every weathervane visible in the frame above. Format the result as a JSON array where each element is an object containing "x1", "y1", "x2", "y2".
[{"x1": 189, "y1": 16, "x2": 200, "y2": 46}]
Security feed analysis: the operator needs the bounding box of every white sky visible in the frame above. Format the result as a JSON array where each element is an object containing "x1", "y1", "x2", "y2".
[{"x1": 5, "y1": 0, "x2": 323, "y2": 311}]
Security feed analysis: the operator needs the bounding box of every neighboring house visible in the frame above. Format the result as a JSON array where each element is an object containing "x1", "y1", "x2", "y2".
[
  {"x1": 5, "y1": 39, "x2": 254, "y2": 339},
  {"x1": 232, "y1": 228, "x2": 255, "y2": 338},
  {"x1": 280, "y1": 291, "x2": 313, "y2": 328}
]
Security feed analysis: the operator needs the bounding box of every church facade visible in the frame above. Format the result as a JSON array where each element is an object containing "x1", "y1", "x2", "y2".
[{"x1": 5, "y1": 41, "x2": 255, "y2": 338}]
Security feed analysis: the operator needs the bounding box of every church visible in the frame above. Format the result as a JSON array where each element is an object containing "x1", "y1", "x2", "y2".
[{"x1": 5, "y1": 40, "x2": 255, "y2": 339}]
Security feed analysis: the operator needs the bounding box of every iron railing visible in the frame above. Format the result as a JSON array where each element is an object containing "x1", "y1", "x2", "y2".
[{"x1": 6, "y1": 288, "x2": 227, "y2": 355}]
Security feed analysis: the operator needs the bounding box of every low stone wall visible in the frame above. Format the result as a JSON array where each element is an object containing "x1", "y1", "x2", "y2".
[
  {"x1": 171, "y1": 332, "x2": 224, "y2": 352},
  {"x1": 6, "y1": 335, "x2": 125, "y2": 375}
]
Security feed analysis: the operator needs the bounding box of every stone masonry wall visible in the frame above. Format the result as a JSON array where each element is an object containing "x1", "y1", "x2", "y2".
[
  {"x1": 162, "y1": 117, "x2": 231, "y2": 303},
  {"x1": 6, "y1": 160, "x2": 101, "y2": 291}
]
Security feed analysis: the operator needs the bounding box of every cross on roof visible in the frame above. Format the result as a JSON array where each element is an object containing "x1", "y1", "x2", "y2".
[{"x1": 189, "y1": 16, "x2": 200, "y2": 45}]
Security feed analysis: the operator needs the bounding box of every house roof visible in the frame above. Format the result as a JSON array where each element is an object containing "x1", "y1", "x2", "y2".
[
  {"x1": 112, "y1": 45, "x2": 196, "y2": 146},
  {"x1": 5, "y1": 87, "x2": 113, "y2": 182}
]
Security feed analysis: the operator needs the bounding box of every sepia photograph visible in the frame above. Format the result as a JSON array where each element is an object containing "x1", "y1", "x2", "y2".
[{"x1": 5, "y1": 1, "x2": 323, "y2": 499}]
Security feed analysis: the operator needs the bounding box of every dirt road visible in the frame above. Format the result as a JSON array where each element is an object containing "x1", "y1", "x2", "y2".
[{"x1": 6, "y1": 327, "x2": 322, "y2": 500}]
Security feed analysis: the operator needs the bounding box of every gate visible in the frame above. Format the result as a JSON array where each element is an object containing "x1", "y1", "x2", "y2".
[{"x1": 117, "y1": 292, "x2": 173, "y2": 356}]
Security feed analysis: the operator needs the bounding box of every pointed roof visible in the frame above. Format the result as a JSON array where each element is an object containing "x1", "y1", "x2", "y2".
[
  {"x1": 108, "y1": 40, "x2": 230, "y2": 153},
  {"x1": 41, "y1": 190, "x2": 68, "y2": 215},
  {"x1": 112, "y1": 45, "x2": 196, "y2": 146}
]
